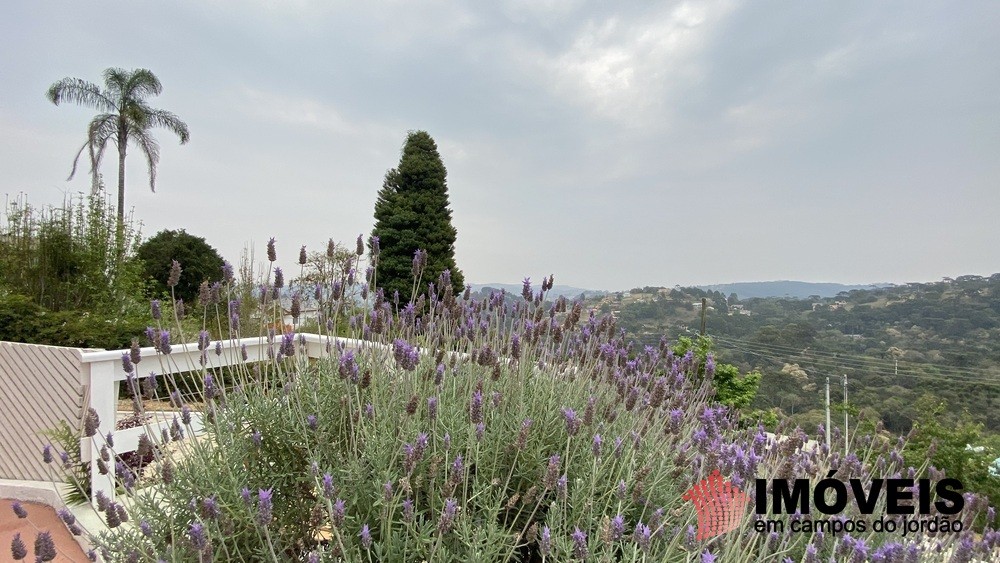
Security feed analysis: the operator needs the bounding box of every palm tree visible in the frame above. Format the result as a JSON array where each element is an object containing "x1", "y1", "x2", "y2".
[{"x1": 47, "y1": 68, "x2": 190, "y2": 226}]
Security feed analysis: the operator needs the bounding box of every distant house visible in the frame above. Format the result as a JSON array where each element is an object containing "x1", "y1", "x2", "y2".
[{"x1": 729, "y1": 304, "x2": 750, "y2": 316}]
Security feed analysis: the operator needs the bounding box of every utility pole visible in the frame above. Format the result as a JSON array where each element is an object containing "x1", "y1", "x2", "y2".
[
  {"x1": 700, "y1": 298, "x2": 707, "y2": 336},
  {"x1": 843, "y1": 374, "x2": 849, "y2": 456},
  {"x1": 825, "y1": 375, "x2": 832, "y2": 452}
]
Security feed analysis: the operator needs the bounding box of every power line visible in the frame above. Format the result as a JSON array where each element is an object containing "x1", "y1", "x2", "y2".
[
  {"x1": 714, "y1": 338, "x2": 1000, "y2": 388},
  {"x1": 708, "y1": 334, "x2": 1000, "y2": 380}
]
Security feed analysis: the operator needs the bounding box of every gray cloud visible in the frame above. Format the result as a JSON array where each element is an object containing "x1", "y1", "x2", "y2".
[{"x1": 2, "y1": 0, "x2": 998, "y2": 289}]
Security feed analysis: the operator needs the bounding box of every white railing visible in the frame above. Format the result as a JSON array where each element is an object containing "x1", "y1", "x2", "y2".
[{"x1": 78, "y1": 333, "x2": 360, "y2": 507}]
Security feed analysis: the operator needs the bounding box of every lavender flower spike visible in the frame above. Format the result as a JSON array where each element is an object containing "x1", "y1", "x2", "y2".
[
  {"x1": 11, "y1": 501, "x2": 27, "y2": 519},
  {"x1": 34, "y1": 531, "x2": 57, "y2": 561},
  {"x1": 10, "y1": 532, "x2": 27, "y2": 560},
  {"x1": 572, "y1": 527, "x2": 588, "y2": 559},
  {"x1": 359, "y1": 523, "x2": 372, "y2": 549},
  {"x1": 257, "y1": 488, "x2": 273, "y2": 526}
]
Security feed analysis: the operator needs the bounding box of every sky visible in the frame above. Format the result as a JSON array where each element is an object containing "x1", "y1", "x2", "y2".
[{"x1": 1, "y1": 1, "x2": 998, "y2": 291}]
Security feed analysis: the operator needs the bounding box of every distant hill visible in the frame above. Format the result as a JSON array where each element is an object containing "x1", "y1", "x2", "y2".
[
  {"x1": 470, "y1": 283, "x2": 606, "y2": 300},
  {"x1": 699, "y1": 281, "x2": 887, "y2": 299}
]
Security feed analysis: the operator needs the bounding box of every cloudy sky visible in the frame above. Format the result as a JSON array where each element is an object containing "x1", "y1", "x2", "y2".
[{"x1": 2, "y1": 1, "x2": 998, "y2": 290}]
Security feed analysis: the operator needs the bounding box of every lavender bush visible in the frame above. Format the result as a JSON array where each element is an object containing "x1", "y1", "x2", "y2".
[{"x1": 42, "y1": 238, "x2": 999, "y2": 562}]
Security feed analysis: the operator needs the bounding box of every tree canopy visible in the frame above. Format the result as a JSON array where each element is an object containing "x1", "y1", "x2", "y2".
[
  {"x1": 135, "y1": 229, "x2": 224, "y2": 303},
  {"x1": 372, "y1": 131, "x2": 464, "y2": 300}
]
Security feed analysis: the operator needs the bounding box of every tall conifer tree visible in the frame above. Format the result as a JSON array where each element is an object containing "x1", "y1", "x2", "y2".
[{"x1": 372, "y1": 131, "x2": 464, "y2": 300}]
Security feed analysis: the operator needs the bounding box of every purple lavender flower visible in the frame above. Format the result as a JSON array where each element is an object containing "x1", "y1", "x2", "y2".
[
  {"x1": 439, "y1": 498, "x2": 459, "y2": 533},
  {"x1": 222, "y1": 260, "x2": 234, "y2": 283},
  {"x1": 105, "y1": 503, "x2": 121, "y2": 528},
  {"x1": 416, "y1": 432, "x2": 430, "y2": 455},
  {"x1": 95, "y1": 491, "x2": 109, "y2": 512},
  {"x1": 634, "y1": 522, "x2": 651, "y2": 552},
  {"x1": 167, "y1": 260, "x2": 182, "y2": 288},
  {"x1": 540, "y1": 526, "x2": 552, "y2": 556},
  {"x1": 121, "y1": 352, "x2": 134, "y2": 375},
  {"x1": 307, "y1": 552, "x2": 320, "y2": 563},
  {"x1": 252, "y1": 430, "x2": 262, "y2": 446},
  {"x1": 140, "y1": 520, "x2": 152, "y2": 537},
  {"x1": 11, "y1": 501, "x2": 27, "y2": 519},
  {"x1": 240, "y1": 487, "x2": 252, "y2": 504},
  {"x1": 701, "y1": 551, "x2": 717, "y2": 563},
  {"x1": 204, "y1": 373, "x2": 217, "y2": 401},
  {"x1": 42, "y1": 445, "x2": 53, "y2": 464},
  {"x1": 34, "y1": 531, "x2": 57, "y2": 562},
  {"x1": 307, "y1": 414, "x2": 318, "y2": 430},
  {"x1": 189, "y1": 522, "x2": 207, "y2": 551},
  {"x1": 318, "y1": 474, "x2": 335, "y2": 499},
  {"x1": 338, "y1": 350, "x2": 359, "y2": 380},
  {"x1": 443, "y1": 432, "x2": 451, "y2": 451},
  {"x1": 476, "y1": 422, "x2": 485, "y2": 441},
  {"x1": 427, "y1": 396, "x2": 438, "y2": 420},
  {"x1": 522, "y1": 278, "x2": 532, "y2": 301},
  {"x1": 266, "y1": 237, "x2": 277, "y2": 262},
  {"x1": 202, "y1": 496, "x2": 220, "y2": 520},
  {"x1": 557, "y1": 475, "x2": 568, "y2": 498},
  {"x1": 159, "y1": 330, "x2": 172, "y2": 355},
  {"x1": 535, "y1": 453, "x2": 559, "y2": 493},
  {"x1": 364, "y1": 403, "x2": 375, "y2": 419},
  {"x1": 610, "y1": 514, "x2": 625, "y2": 541},
  {"x1": 571, "y1": 528, "x2": 588, "y2": 559},
  {"x1": 332, "y1": 498, "x2": 346, "y2": 528},
  {"x1": 359, "y1": 523, "x2": 372, "y2": 549},
  {"x1": 403, "y1": 498, "x2": 414, "y2": 522},
  {"x1": 592, "y1": 434, "x2": 603, "y2": 458},
  {"x1": 57, "y1": 507, "x2": 75, "y2": 526},
  {"x1": 803, "y1": 543, "x2": 818, "y2": 563},
  {"x1": 257, "y1": 489, "x2": 273, "y2": 526},
  {"x1": 392, "y1": 339, "x2": 420, "y2": 371},
  {"x1": 10, "y1": 532, "x2": 26, "y2": 560},
  {"x1": 562, "y1": 407, "x2": 585, "y2": 438},
  {"x1": 470, "y1": 390, "x2": 483, "y2": 424}
]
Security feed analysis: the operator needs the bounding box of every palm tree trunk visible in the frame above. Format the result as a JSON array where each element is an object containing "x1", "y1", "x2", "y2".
[
  {"x1": 116, "y1": 128, "x2": 127, "y2": 256},
  {"x1": 117, "y1": 139, "x2": 126, "y2": 227}
]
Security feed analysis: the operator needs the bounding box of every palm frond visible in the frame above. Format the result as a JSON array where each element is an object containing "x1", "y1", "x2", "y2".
[
  {"x1": 66, "y1": 115, "x2": 117, "y2": 181},
  {"x1": 46, "y1": 78, "x2": 116, "y2": 112},
  {"x1": 129, "y1": 128, "x2": 161, "y2": 192},
  {"x1": 145, "y1": 108, "x2": 190, "y2": 143},
  {"x1": 102, "y1": 68, "x2": 130, "y2": 100},
  {"x1": 123, "y1": 68, "x2": 163, "y2": 100}
]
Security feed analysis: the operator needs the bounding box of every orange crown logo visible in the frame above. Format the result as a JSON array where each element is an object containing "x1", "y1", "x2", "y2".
[{"x1": 682, "y1": 470, "x2": 750, "y2": 540}]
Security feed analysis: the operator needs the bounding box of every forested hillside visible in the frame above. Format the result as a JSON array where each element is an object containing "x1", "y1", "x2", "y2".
[{"x1": 597, "y1": 274, "x2": 1000, "y2": 435}]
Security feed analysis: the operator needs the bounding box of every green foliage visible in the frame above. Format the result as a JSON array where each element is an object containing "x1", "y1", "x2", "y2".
[
  {"x1": 904, "y1": 394, "x2": 1000, "y2": 524},
  {"x1": 0, "y1": 294, "x2": 147, "y2": 348},
  {"x1": 0, "y1": 190, "x2": 145, "y2": 313},
  {"x1": 372, "y1": 131, "x2": 464, "y2": 300},
  {"x1": 608, "y1": 277, "x2": 1000, "y2": 436},
  {"x1": 47, "y1": 67, "x2": 190, "y2": 225},
  {"x1": 673, "y1": 335, "x2": 762, "y2": 410},
  {"x1": 0, "y1": 190, "x2": 148, "y2": 348},
  {"x1": 42, "y1": 421, "x2": 90, "y2": 505},
  {"x1": 136, "y1": 229, "x2": 225, "y2": 303}
]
